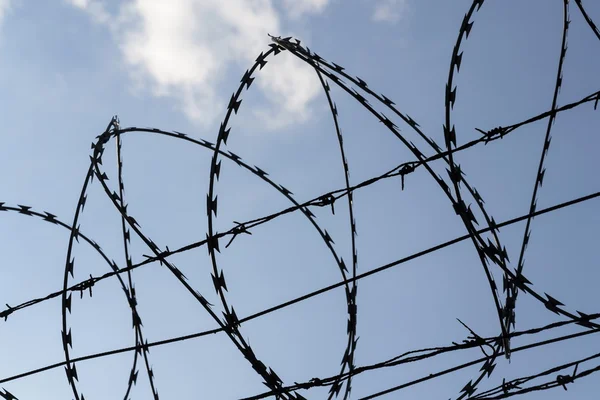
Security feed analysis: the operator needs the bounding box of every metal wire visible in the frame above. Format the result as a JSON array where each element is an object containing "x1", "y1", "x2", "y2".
[{"x1": 1, "y1": 0, "x2": 600, "y2": 398}]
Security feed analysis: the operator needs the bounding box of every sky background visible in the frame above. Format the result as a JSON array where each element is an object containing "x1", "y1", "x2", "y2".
[{"x1": 0, "y1": 0, "x2": 599, "y2": 398}]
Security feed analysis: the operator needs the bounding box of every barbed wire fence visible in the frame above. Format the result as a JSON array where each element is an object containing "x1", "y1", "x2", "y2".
[{"x1": 1, "y1": 0, "x2": 600, "y2": 398}]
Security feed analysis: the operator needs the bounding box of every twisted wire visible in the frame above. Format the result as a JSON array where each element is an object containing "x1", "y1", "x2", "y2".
[{"x1": 1, "y1": 0, "x2": 600, "y2": 398}]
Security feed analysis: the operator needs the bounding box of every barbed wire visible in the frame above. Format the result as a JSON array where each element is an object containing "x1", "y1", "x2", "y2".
[{"x1": 1, "y1": 0, "x2": 599, "y2": 398}]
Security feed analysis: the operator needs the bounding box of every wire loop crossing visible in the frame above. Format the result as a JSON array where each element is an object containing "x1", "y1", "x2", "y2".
[{"x1": 1, "y1": 0, "x2": 600, "y2": 398}]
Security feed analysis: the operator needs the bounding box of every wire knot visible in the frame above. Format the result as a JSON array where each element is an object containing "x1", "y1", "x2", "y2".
[
  {"x1": 314, "y1": 194, "x2": 336, "y2": 214},
  {"x1": 556, "y1": 363, "x2": 578, "y2": 391},
  {"x1": 75, "y1": 274, "x2": 95, "y2": 298},
  {"x1": 226, "y1": 221, "x2": 252, "y2": 248}
]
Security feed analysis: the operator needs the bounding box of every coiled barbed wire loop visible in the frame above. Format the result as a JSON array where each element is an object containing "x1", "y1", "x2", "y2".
[{"x1": 1, "y1": 0, "x2": 600, "y2": 398}]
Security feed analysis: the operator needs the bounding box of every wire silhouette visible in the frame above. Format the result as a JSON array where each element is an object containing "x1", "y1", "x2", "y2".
[{"x1": 1, "y1": 0, "x2": 600, "y2": 398}]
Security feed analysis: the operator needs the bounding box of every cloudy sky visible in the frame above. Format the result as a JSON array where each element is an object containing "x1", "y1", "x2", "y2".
[{"x1": 0, "y1": 0, "x2": 599, "y2": 399}]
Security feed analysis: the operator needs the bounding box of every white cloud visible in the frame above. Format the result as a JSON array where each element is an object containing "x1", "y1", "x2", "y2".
[
  {"x1": 67, "y1": 0, "x2": 331, "y2": 129},
  {"x1": 283, "y1": 0, "x2": 329, "y2": 19},
  {"x1": 252, "y1": 54, "x2": 321, "y2": 130},
  {"x1": 65, "y1": 0, "x2": 110, "y2": 23},
  {"x1": 0, "y1": 0, "x2": 11, "y2": 26},
  {"x1": 372, "y1": 0, "x2": 408, "y2": 24}
]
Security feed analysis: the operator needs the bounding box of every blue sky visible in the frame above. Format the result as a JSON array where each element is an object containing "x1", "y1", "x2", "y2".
[{"x1": 0, "y1": 0, "x2": 599, "y2": 398}]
